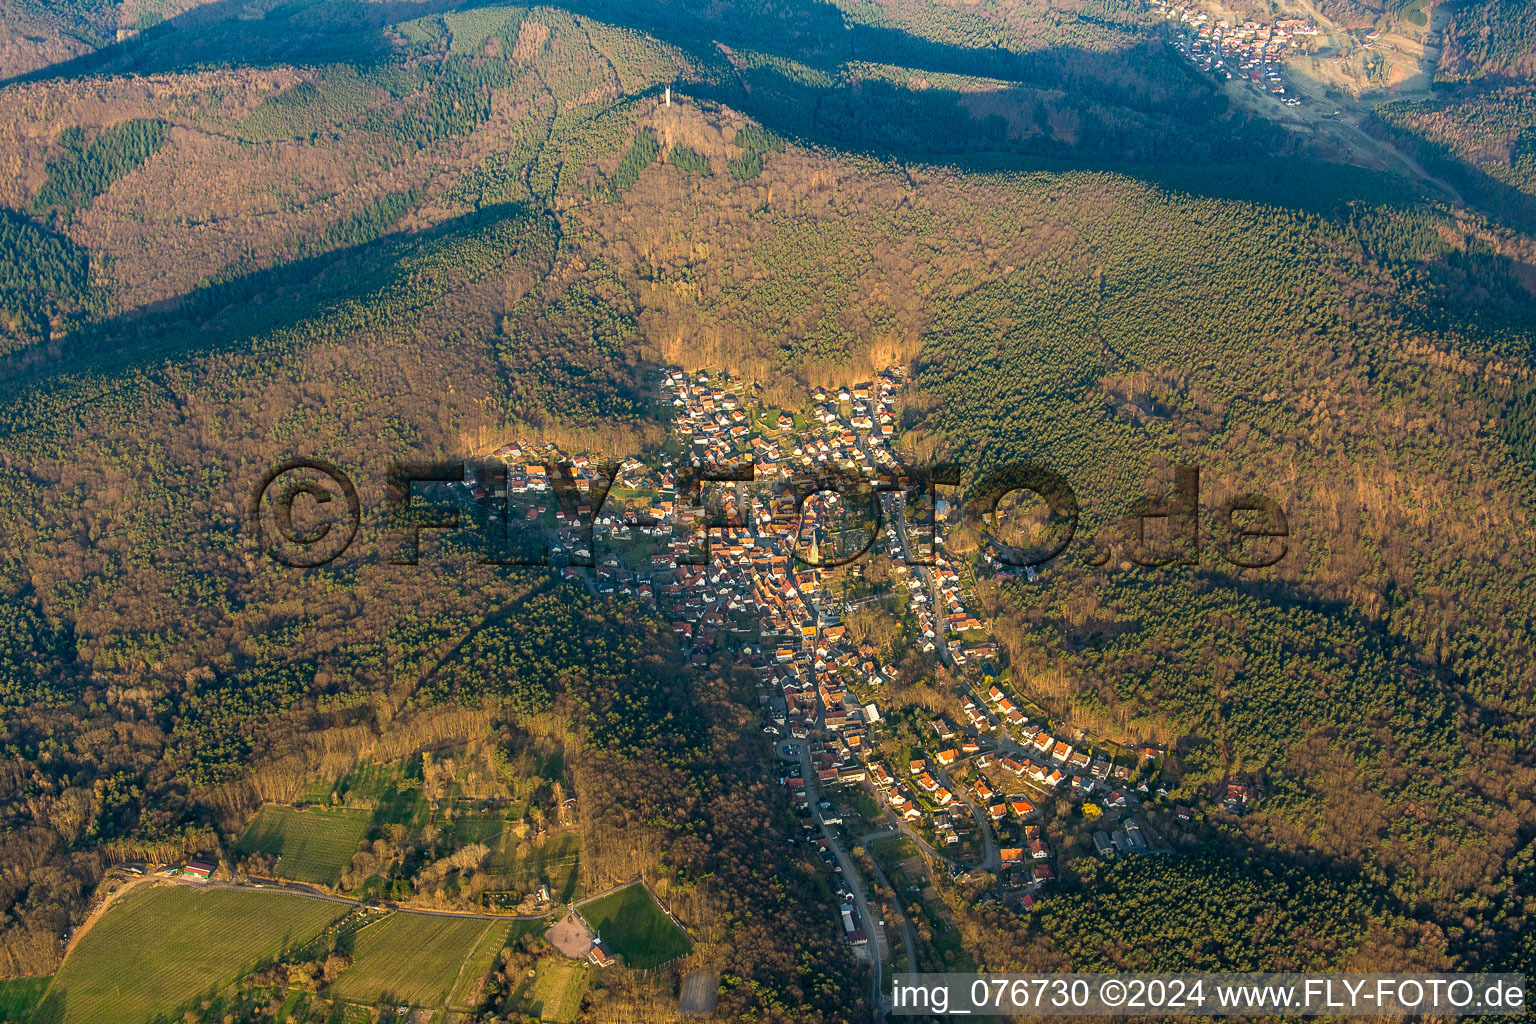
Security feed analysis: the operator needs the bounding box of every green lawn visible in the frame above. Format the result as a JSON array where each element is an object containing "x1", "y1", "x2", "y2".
[
  {"x1": 272, "y1": 988, "x2": 306, "y2": 1023},
  {"x1": 235, "y1": 804, "x2": 372, "y2": 885},
  {"x1": 578, "y1": 883, "x2": 691, "y2": 970},
  {"x1": 486, "y1": 828, "x2": 581, "y2": 902},
  {"x1": 446, "y1": 812, "x2": 509, "y2": 846},
  {"x1": 0, "y1": 976, "x2": 49, "y2": 1022},
  {"x1": 39, "y1": 886, "x2": 343, "y2": 1024},
  {"x1": 847, "y1": 787, "x2": 885, "y2": 824},
  {"x1": 332, "y1": 758, "x2": 428, "y2": 828},
  {"x1": 337, "y1": 758, "x2": 408, "y2": 803},
  {"x1": 328, "y1": 912, "x2": 509, "y2": 1007},
  {"x1": 298, "y1": 775, "x2": 336, "y2": 805},
  {"x1": 505, "y1": 958, "x2": 589, "y2": 1023}
]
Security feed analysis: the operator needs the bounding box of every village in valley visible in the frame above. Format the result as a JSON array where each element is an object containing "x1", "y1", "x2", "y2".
[
  {"x1": 1154, "y1": 0, "x2": 1448, "y2": 115},
  {"x1": 474, "y1": 364, "x2": 1231, "y2": 986},
  {"x1": 1156, "y1": 0, "x2": 1319, "y2": 106},
  {"x1": 68, "y1": 362, "x2": 1258, "y2": 1021}
]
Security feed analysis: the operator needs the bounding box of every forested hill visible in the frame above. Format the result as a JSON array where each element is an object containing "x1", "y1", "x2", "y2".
[
  {"x1": 1436, "y1": 0, "x2": 1536, "y2": 83},
  {"x1": 0, "y1": 0, "x2": 1533, "y2": 1016},
  {"x1": 5, "y1": 0, "x2": 1346, "y2": 172}
]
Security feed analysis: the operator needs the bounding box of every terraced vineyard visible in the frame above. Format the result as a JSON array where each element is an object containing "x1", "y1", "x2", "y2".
[
  {"x1": 39, "y1": 886, "x2": 343, "y2": 1024},
  {"x1": 505, "y1": 958, "x2": 589, "y2": 1023},
  {"x1": 234, "y1": 805, "x2": 373, "y2": 886},
  {"x1": 448, "y1": 918, "x2": 528, "y2": 1010},
  {"x1": 327, "y1": 912, "x2": 511, "y2": 1008}
]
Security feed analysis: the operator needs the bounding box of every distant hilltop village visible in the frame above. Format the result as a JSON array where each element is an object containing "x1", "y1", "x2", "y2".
[{"x1": 1154, "y1": 0, "x2": 1319, "y2": 106}]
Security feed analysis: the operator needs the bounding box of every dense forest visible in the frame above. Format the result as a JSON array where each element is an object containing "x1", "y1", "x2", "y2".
[
  {"x1": 0, "y1": 0, "x2": 1534, "y2": 1018},
  {"x1": 1373, "y1": 85, "x2": 1536, "y2": 230},
  {"x1": 1436, "y1": 0, "x2": 1536, "y2": 82},
  {"x1": 0, "y1": 208, "x2": 89, "y2": 351}
]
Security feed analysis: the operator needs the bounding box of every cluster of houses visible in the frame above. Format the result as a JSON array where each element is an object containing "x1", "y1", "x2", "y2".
[
  {"x1": 977, "y1": 685, "x2": 1134, "y2": 794},
  {"x1": 663, "y1": 369, "x2": 1168, "y2": 880},
  {"x1": 1156, "y1": 0, "x2": 1315, "y2": 105},
  {"x1": 808, "y1": 380, "x2": 900, "y2": 445},
  {"x1": 457, "y1": 441, "x2": 675, "y2": 577},
  {"x1": 967, "y1": 682, "x2": 1182, "y2": 871},
  {"x1": 474, "y1": 367, "x2": 913, "y2": 658},
  {"x1": 902, "y1": 545, "x2": 998, "y2": 666},
  {"x1": 665, "y1": 369, "x2": 905, "y2": 479},
  {"x1": 653, "y1": 368, "x2": 912, "y2": 668},
  {"x1": 668, "y1": 372, "x2": 760, "y2": 471},
  {"x1": 485, "y1": 365, "x2": 1191, "y2": 922},
  {"x1": 476, "y1": 442, "x2": 669, "y2": 503}
]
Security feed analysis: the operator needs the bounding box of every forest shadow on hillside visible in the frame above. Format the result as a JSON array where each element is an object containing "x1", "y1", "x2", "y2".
[
  {"x1": 0, "y1": 202, "x2": 554, "y2": 406},
  {"x1": 7, "y1": 0, "x2": 1158, "y2": 92},
  {"x1": 2, "y1": 0, "x2": 1439, "y2": 216},
  {"x1": 1365, "y1": 109, "x2": 1536, "y2": 236},
  {"x1": 1, "y1": 0, "x2": 445, "y2": 83}
]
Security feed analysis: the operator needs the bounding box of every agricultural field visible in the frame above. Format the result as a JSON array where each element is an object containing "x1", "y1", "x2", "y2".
[
  {"x1": 327, "y1": 912, "x2": 511, "y2": 1008},
  {"x1": 579, "y1": 883, "x2": 691, "y2": 970},
  {"x1": 0, "y1": 976, "x2": 48, "y2": 1022},
  {"x1": 447, "y1": 917, "x2": 525, "y2": 1010},
  {"x1": 39, "y1": 886, "x2": 343, "y2": 1024},
  {"x1": 297, "y1": 776, "x2": 336, "y2": 806},
  {"x1": 678, "y1": 970, "x2": 720, "y2": 1016},
  {"x1": 235, "y1": 804, "x2": 373, "y2": 886},
  {"x1": 335, "y1": 753, "x2": 523, "y2": 831},
  {"x1": 504, "y1": 959, "x2": 589, "y2": 1024}
]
